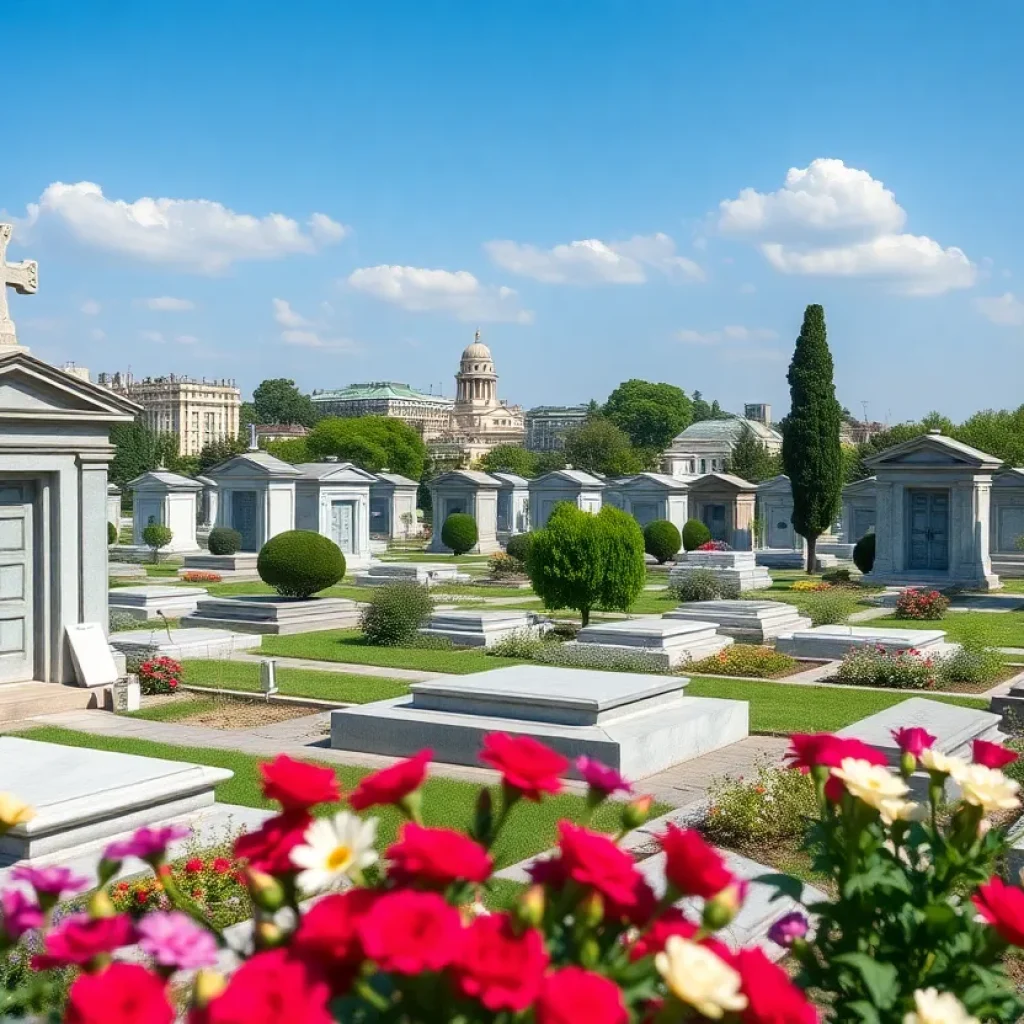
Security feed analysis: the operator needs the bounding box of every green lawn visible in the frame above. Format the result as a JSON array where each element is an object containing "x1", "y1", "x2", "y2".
[
  {"x1": 261, "y1": 629, "x2": 525, "y2": 674},
  {"x1": 17, "y1": 728, "x2": 649, "y2": 869},
  {"x1": 878, "y1": 611, "x2": 1024, "y2": 647},
  {"x1": 1001, "y1": 580, "x2": 1024, "y2": 595},
  {"x1": 181, "y1": 658, "x2": 410, "y2": 703},
  {"x1": 686, "y1": 676, "x2": 987, "y2": 734},
  {"x1": 127, "y1": 697, "x2": 224, "y2": 722},
  {"x1": 378, "y1": 553, "x2": 490, "y2": 564}
]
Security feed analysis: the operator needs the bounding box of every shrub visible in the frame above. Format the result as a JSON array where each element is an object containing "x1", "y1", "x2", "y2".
[
  {"x1": 596, "y1": 506, "x2": 647, "y2": 614},
  {"x1": 681, "y1": 517, "x2": 711, "y2": 551},
  {"x1": 486, "y1": 628, "x2": 545, "y2": 659},
  {"x1": 688, "y1": 644, "x2": 798, "y2": 679},
  {"x1": 208, "y1": 527, "x2": 243, "y2": 555},
  {"x1": 533, "y1": 641, "x2": 671, "y2": 674},
  {"x1": 705, "y1": 761, "x2": 817, "y2": 849},
  {"x1": 668, "y1": 567, "x2": 736, "y2": 602},
  {"x1": 142, "y1": 523, "x2": 173, "y2": 563},
  {"x1": 181, "y1": 571, "x2": 223, "y2": 583},
  {"x1": 138, "y1": 656, "x2": 182, "y2": 695},
  {"x1": 821, "y1": 567, "x2": 855, "y2": 585},
  {"x1": 643, "y1": 520, "x2": 681, "y2": 564},
  {"x1": 257, "y1": 530, "x2": 346, "y2": 598},
  {"x1": 440, "y1": 513, "x2": 478, "y2": 555},
  {"x1": 504, "y1": 532, "x2": 532, "y2": 564},
  {"x1": 108, "y1": 610, "x2": 137, "y2": 633},
  {"x1": 853, "y1": 530, "x2": 876, "y2": 573},
  {"x1": 697, "y1": 539, "x2": 731, "y2": 552},
  {"x1": 938, "y1": 620, "x2": 1005, "y2": 686},
  {"x1": 360, "y1": 580, "x2": 433, "y2": 646},
  {"x1": 804, "y1": 589, "x2": 859, "y2": 625},
  {"x1": 831, "y1": 645, "x2": 937, "y2": 689},
  {"x1": 487, "y1": 553, "x2": 526, "y2": 580},
  {"x1": 107, "y1": 520, "x2": 117, "y2": 546},
  {"x1": 894, "y1": 587, "x2": 950, "y2": 620}
]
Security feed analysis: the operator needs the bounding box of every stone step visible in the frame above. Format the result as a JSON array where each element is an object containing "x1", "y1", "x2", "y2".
[
  {"x1": 0, "y1": 682, "x2": 99, "y2": 725},
  {"x1": 989, "y1": 687, "x2": 1024, "y2": 722}
]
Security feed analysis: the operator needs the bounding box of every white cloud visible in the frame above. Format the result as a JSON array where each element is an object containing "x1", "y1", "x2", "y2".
[
  {"x1": 272, "y1": 298, "x2": 312, "y2": 328},
  {"x1": 80, "y1": 299, "x2": 101, "y2": 316},
  {"x1": 717, "y1": 158, "x2": 974, "y2": 295},
  {"x1": 175, "y1": 334, "x2": 199, "y2": 346},
  {"x1": 89, "y1": 328, "x2": 106, "y2": 341},
  {"x1": 281, "y1": 329, "x2": 359, "y2": 352},
  {"x1": 484, "y1": 232, "x2": 704, "y2": 285},
  {"x1": 347, "y1": 265, "x2": 533, "y2": 324},
  {"x1": 975, "y1": 292, "x2": 1024, "y2": 327},
  {"x1": 136, "y1": 296, "x2": 195, "y2": 311},
  {"x1": 676, "y1": 325, "x2": 778, "y2": 345},
  {"x1": 139, "y1": 330, "x2": 164, "y2": 344},
  {"x1": 22, "y1": 181, "x2": 347, "y2": 273}
]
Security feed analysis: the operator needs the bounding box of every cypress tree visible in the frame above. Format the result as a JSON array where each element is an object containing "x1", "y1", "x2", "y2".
[{"x1": 781, "y1": 304, "x2": 844, "y2": 573}]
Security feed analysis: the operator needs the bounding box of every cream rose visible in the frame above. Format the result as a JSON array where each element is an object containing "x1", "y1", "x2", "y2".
[
  {"x1": 903, "y1": 987, "x2": 979, "y2": 1024},
  {"x1": 879, "y1": 798, "x2": 926, "y2": 825},
  {"x1": 955, "y1": 763, "x2": 1020, "y2": 814},
  {"x1": 655, "y1": 935, "x2": 747, "y2": 1019},
  {"x1": 831, "y1": 757, "x2": 908, "y2": 811},
  {"x1": 920, "y1": 748, "x2": 967, "y2": 776}
]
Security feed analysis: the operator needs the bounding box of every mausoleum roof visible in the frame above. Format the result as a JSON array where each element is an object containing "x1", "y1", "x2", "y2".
[
  {"x1": 205, "y1": 451, "x2": 302, "y2": 478},
  {"x1": 432, "y1": 469, "x2": 500, "y2": 486},
  {"x1": 842, "y1": 475, "x2": 877, "y2": 495},
  {"x1": 127, "y1": 469, "x2": 203, "y2": 491},
  {"x1": 994, "y1": 467, "x2": 1024, "y2": 488},
  {"x1": 296, "y1": 462, "x2": 378, "y2": 483},
  {"x1": 863, "y1": 431, "x2": 1003, "y2": 471},
  {"x1": 619, "y1": 472, "x2": 689, "y2": 491},
  {"x1": 491, "y1": 472, "x2": 529, "y2": 487},
  {"x1": 530, "y1": 469, "x2": 605, "y2": 488},
  {"x1": 687, "y1": 471, "x2": 758, "y2": 493},
  {"x1": 669, "y1": 416, "x2": 781, "y2": 448},
  {"x1": 374, "y1": 471, "x2": 419, "y2": 487}
]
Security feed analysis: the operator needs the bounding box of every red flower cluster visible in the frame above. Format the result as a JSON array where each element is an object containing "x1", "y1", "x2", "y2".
[
  {"x1": 481, "y1": 732, "x2": 568, "y2": 800},
  {"x1": 386, "y1": 823, "x2": 493, "y2": 886},
  {"x1": 180, "y1": 570, "x2": 223, "y2": 583},
  {"x1": 259, "y1": 755, "x2": 340, "y2": 811},
  {"x1": 659, "y1": 824, "x2": 735, "y2": 899},
  {"x1": 66, "y1": 962, "x2": 174, "y2": 1024},
  {"x1": 892, "y1": 726, "x2": 936, "y2": 758},
  {"x1": 973, "y1": 877, "x2": 1024, "y2": 946},
  {"x1": 785, "y1": 733, "x2": 887, "y2": 772},
  {"x1": 894, "y1": 587, "x2": 950, "y2": 621},
  {"x1": 348, "y1": 749, "x2": 431, "y2": 810},
  {"x1": 137, "y1": 655, "x2": 182, "y2": 696}
]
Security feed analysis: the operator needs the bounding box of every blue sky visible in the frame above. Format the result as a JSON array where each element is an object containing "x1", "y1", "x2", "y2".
[{"x1": 4, "y1": 1, "x2": 1023, "y2": 423}]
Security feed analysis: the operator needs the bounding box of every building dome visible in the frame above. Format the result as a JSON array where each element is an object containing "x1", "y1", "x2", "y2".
[{"x1": 461, "y1": 330, "x2": 492, "y2": 362}]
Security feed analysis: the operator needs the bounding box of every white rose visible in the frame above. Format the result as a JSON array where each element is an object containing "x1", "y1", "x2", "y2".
[
  {"x1": 655, "y1": 935, "x2": 747, "y2": 1019},
  {"x1": 904, "y1": 988, "x2": 979, "y2": 1024},
  {"x1": 831, "y1": 757, "x2": 908, "y2": 812},
  {"x1": 955, "y1": 763, "x2": 1020, "y2": 814},
  {"x1": 920, "y1": 748, "x2": 967, "y2": 776},
  {"x1": 879, "y1": 798, "x2": 926, "y2": 825}
]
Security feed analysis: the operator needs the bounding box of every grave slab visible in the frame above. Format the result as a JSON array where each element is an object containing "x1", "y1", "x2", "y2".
[
  {"x1": 178, "y1": 552, "x2": 261, "y2": 582},
  {"x1": 569, "y1": 616, "x2": 732, "y2": 668},
  {"x1": 331, "y1": 665, "x2": 748, "y2": 779},
  {"x1": 418, "y1": 609, "x2": 549, "y2": 647},
  {"x1": 108, "y1": 585, "x2": 208, "y2": 621},
  {"x1": 670, "y1": 554, "x2": 772, "y2": 593},
  {"x1": 755, "y1": 550, "x2": 839, "y2": 571},
  {"x1": 108, "y1": 563, "x2": 147, "y2": 580},
  {"x1": 66, "y1": 623, "x2": 120, "y2": 687},
  {"x1": 775, "y1": 624, "x2": 947, "y2": 660},
  {"x1": 665, "y1": 600, "x2": 812, "y2": 643},
  {"x1": 354, "y1": 562, "x2": 471, "y2": 587},
  {"x1": 109, "y1": 627, "x2": 261, "y2": 660},
  {"x1": 0, "y1": 737, "x2": 232, "y2": 865},
  {"x1": 182, "y1": 595, "x2": 361, "y2": 635}
]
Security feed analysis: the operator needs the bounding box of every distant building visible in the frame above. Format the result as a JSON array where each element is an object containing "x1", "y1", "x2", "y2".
[
  {"x1": 663, "y1": 412, "x2": 783, "y2": 478},
  {"x1": 61, "y1": 362, "x2": 91, "y2": 382},
  {"x1": 743, "y1": 403, "x2": 773, "y2": 427},
  {"x1": 310, "y1": 382, "x2": 454, "y2": 440},
  {"x1": 255, "y1": 423, "x2": 311, "y2": 444},
  {"x1": 97, "y1": 371, "x2": 241, "y2": 457},
  {"x1": 841, "y1": 418, "x2": 886, "y2": 445},
  {"x1": 525, "y1": 405, "x2": 589, "y2": 452}
]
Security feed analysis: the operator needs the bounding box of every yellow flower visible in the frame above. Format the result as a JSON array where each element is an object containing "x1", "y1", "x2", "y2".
[
  {"x1": 0, "y1": 792, "x2": 34, "y2": 829},
  {"x1": 954, "y1": 763, "x2": 1020, "y2": 814},
  {"x1": 879, "y1": 798, "x2": 926, "y2": 825},
  {"x1": 920, "y1": 748, "x2": 967, "y2": 776},
  {"x1": 904, "y1": 988, "x2": 979, "y2": 1024},
  {"x1": 655, "y1": 935, "x2": 747, "y2": 1019},
  {"x1": 831, "y1": 757, "x2": 908, "y2": 811}
]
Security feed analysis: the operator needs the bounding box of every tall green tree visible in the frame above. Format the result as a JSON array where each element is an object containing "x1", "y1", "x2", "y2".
[
  {"x1": 306, "y1": 416, "x2": 427, "y2": 479},
  {"x1": 595, "y1": 506, "x2": 647, "y2": 613},
  {"x1": 109, "y1": 423, "x2": 183, "y2": 488},
  {"x1": 479, "y1": 445, "x2": 538, "y2": 477},
  {"x1": 603, "y1": 379, "x2": 692, "y2": 451},
  {"x1": 197, "y1": 436, "x2": 248, "y2": 472},
  {"x1": 691, "y1": 391, "x2": 712, "y2": 423},
  {"x1": 781, "y1": 304, "x2": 844, "y2": 572},
  {"x1": 251, "y1": 379, "x2": 319, "y2": 427},
  {"x1": 534, "y1": 451, "x2": 569, "y2": 474},
  {"x1": 563, "y1": 417, "x2": 643, "y2": 476},
  {"x1": 727, "y1": 425, "x2": 782, "y2": 483}
]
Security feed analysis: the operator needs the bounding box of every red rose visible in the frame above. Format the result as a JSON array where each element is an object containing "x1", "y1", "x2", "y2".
[
  {"x1": 348, "y1": 750, "x2": 432, "y2": 811},
  {"x1": 211, "y1": 857, "x2": 233, "y2": 874},
  {"x1": 386, "y1": 823, "x2": 492, "y2": 886},
  {"x1": 973, "y1": 739, "x2": 1019, "y2": 770},
  {"x1": 453, "y1": 913, "x2": 548, "y2": 1012},
  {"x1": 33, "y1": 913, "x2": 136, "y2": 969},
  {"x1": 735, "y1": 947, "x2": 818, "y2": 1024},
  {"x1": 659, "y1": 824, "x2": 734, "y2": 899},
  {"x1": 260, "y1": 755, "x2": 340, "y2": 811},
  {"x1": 785, "y1": 733, "x2": 887, "y2": 772},
  {"x1": 293, "y1": 890, "x2": 378, "y2": 993},
  {"x1": 234, "y1": 811, "x2": 311, "y2": 874},
  {"x1": 196, "y1": 949, "x2": 332, "y2": 1024},
  {"x1": 536, "y1": 967, "x2": 628, "y2": 1024},
  {"x1": 973, "y1": 876, "x2": 1024, "y2": 946},
  {"x1": 891, "y1": 727, "x2": 936, "y2": 758},
  {"x1": 184, "y1": 857, "x2": 204, "y2": 874},
  {"x1": 66, "y1": 963, "x2": 173, "y2": 1024},
  {"x1": 480, "y1": 732, "x2": 567, "y2": 801},
  {"x1": 628, "y1": 909, "x2": 730, "y2": 962},
  {"x1": 358, "y1": 889, "x2": 464, "y2": 974},
  {"x1": 557, "y1": 822, "x2": 644, "y2": 909}
]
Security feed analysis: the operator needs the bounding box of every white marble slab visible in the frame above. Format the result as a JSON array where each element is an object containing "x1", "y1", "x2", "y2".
[
  {"x1": 66, "y1": 623, "x2": 120, "y2": 687},
  {"x1": 776, "y1": 624, "x2": 947, "y2": 659}
]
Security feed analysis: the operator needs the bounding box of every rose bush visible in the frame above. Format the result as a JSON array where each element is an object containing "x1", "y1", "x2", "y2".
[
  {"x1": 1, "y1": 730, "x2": 1023, "y2": 1023},
  {"x1": 137, "y1": 656, "x2": 182, "y2": 696},
  {"x1": 894, "y1": 587, "x2": 950, "y2": 620}
]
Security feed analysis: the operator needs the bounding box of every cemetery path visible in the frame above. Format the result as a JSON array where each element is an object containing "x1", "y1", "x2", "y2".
[{"x1": 227, "y1": 652, "x2": 443, "y2": 682}]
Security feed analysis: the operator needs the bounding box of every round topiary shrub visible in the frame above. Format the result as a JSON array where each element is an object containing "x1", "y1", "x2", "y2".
[
  {"x1": 853, "y1": 532, "x2": 876, "y2": 574},
  {"x1": 360, "y1": 581, "x2": 434, "y2": 646},
  {"x1": 142, "y1": 523, "x2": 173, "y2": 563},
  {"x1": 681, "y1": 518, "x2": 711, "y2": 552},
  {"x1": 107, "y1": 520, "x2": 117, "y2": 546},
  {"x1": 208, "y1": 527, "x2": 243, "y2": 556},
  {"x1": 505, "y1": 532, "x2": 532, "y2": 564},
  {"x1": 257, "y1": 530, "x2": 346, "y2": 598},
  {"x1": 643, "y1": 520, "x2": 681, "y2": 564},
  {"x1": 441, "y1": 513, "x2": 478, "y2": 555}
]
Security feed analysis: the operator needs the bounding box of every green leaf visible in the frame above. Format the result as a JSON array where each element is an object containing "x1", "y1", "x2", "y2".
[
  {"x1": 845, "y1": 1001, "x2": 882, "y2": 1024},
  {"x1": 843, "y1": 862, "x2": 911, "y2": 899},
  {"x1": 752, "y1": 871, "x2": 805, "y2": 903},
  {"x1": 833, "y1": 953, "x2": 899, "y2": 1009}
]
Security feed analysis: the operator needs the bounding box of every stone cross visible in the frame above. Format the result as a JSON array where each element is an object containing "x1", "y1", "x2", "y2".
[{"x1": 0, "y1": 223, "x2": 38, "y2": 348}]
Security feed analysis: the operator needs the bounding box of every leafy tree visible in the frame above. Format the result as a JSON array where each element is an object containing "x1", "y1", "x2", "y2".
[
  {"x1": 727, "y1": 425, "x2": 782, "y2": 483},
  {"x1": 239, "y1": 401, "x2": 259, "y2": 437},
  {"x1": 691, "y1": 391, "x2": 712, "y2": 423},
  {"x1": 563, "y1": 417, "x2": 643, "y2": 477},
  {"x1": 197, "y1": 436, "x2": 248, "y2": 472},
  {"x1": 603, "y1": 379, "x2": 692, "y2": 451},
  {"x1": 109, "y1": 423, "x2": 183, "y2": 488},
  {"x1": 710, "y1": 399, "x2": 726, "y2": 419},
  {"x1": 142, "y1": 523, "x2": 173, "y2": 564},
  {"x1": 596, "y1": 506, "x2": 647, "y2": 613},
  {"x1": 251, "y1": 378, "x2": 319, "y2": 427},
  {"x1": 306, "y1": 416, "x2": 427, "y2": 479},
  {"x1": 534, "y1": 451, "x2": 569, "y2": 475},
  {"x1": 264, "y1": 438, "x2": 311, "y2": 464},
  {"x1": 480, "y1": 445, "x2": 538, "y2": 477},
  {"x1": 781, "y1": 304, "x2": 844, "y2": 573}
]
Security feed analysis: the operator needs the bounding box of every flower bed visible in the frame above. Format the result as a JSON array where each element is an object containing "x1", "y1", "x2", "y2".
[
  {"x1": 688, "y1": 644, "x2": 800, "y2": 679},
  {"x1": 137, "y1": 656, "x2": 182, "y2": 696},
  {"x1": 831, "y1": 645, "x2": 938, "y2": 690},
  {"x1": 791, "y1": 579, "x2": 831, "y2": 592},
  {"x1": 894, "y1": 587, "x2": 950, "y2": 620},
  {"x1": 180, "y1": 571, "x2": 223, "y2": 584},
  {"x1": 697, "y1": 539, "x2": 732, "y2": 551}
]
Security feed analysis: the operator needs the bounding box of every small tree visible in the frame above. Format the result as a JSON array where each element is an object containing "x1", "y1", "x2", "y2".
[
  {"x1": 596, "y1": 506, "x2": 646, "y2": 613},
  {"x1": 441, "y1": 513, "x2": 478, "y2": 555},
  {"x1": 782, "y1": 304, "x2": 844, "y2": 573},
  {"x1": 142, "y1": 523, "x2": 173, "y2": 564}
]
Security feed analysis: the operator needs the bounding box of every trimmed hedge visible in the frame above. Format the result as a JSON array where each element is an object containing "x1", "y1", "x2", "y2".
[
  {"x1": 681, "y1": 518, "x2": 711, "y2": 551},
  {"x1": 107, "y1": 520, "x2": 117, "y2": 546},
  {"x1": 643, "y1": 520, "x2": 681, "y2": 563},
  {"x1": 853, "y1": 532, "x2": 876, "y2": 574},
  {"x1": 208, "y1": 527, "x2": 243, "y2": 556},
  {"x1": 257, "y1": 530, "x2": 346, "y2": 598},
  {"x1": 441, "y1": 513, "x2": 478, "y2": 555}
]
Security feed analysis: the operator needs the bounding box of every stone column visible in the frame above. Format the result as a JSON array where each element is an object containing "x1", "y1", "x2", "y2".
[
  {"x1": 78, "y1": 455, "x2": 111, "y2": 632},
  {"x1": 872, "y1": 480, "x2": 895, "y2": 577}
]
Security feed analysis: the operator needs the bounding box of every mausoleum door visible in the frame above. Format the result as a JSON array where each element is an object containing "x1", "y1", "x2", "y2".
[
  {"x1": 853, "y1": 509, "x2": 875, "y2": 543},
  {"x1": 330, "y1": 501, "x2": 355, "y2": 554},
  {"x1": 996, "y1": 506, "x2": 1024, "y2": 552},
  {"x1": 907, "y1": 490, "x2": 950, "y2": 571},
  {"x1": 767, "y1": 506, "x2": 791, "y2": 548},
  {"x1": 370, "y1": 496, "x2": 389, "y2": 536},
  {"x1": 231, "y1": 491, "x2": 260, "y2": 551},
  {"x1": 0, "y1": 483, "x2": 34, "y2": 683},
  {"x1": 702, "y1": 503, "x2": 728, "y2": 541}
]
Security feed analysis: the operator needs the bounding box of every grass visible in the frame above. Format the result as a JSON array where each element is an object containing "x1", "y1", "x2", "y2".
[
  {"x1": 261, "y1": 629, "x2": 526, "y2": 674},
  {"x1": 126, "y1": 697, "x2": 224, "y2": 722},
  {"x1": 685, "y1": 676, "x2": 987, "y2": 734},
  {"x1": 17, "y1": 727, "x2": 654, "y2": 869},
  {"x1": 378, "y1": 552, "x2": 490, "y2": 564},
  {"x1": 180, "y1": 658, "x2": 410, "y2": 703},
  {"x1": 880, "y1": 611, "x2": 1024, "y2": 648}
]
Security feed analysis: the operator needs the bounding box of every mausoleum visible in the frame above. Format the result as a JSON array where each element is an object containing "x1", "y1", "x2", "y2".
[
  {"x1": 492, "y1": 471, "x2": 530, "y2": 537},
  {"x1": 428, "y1": 469, "x2": 501, "y2": 553},
  {"x1": 295, "y1": 462, "x2": 375, "y2": 570},
  {"x1": 206, "y1": 450, "x2": 300, "y2": 552},
  {"x1": 370, "y1": 471, "x2": 420, "y2": 540},
  {"x1": 841, "y1": 476, "x2": 877, "y2": 545},
  {"x1": 990, "y1": 469, "x2": 1024, "y2": 579},
  {"x1": 755, "y1": 475, "x2": 797, "y2": 549},
  {"x1": 613, "y1": 472, "x2": 689, "y2": 531},
  {"x1": 528, "y1": 469, "x2": 604, "y2": 529},
  {"x1": 686, "y1": 473, "x2": 757, "y2": 550},
  {"x1": 129, "y1": 469, "x2": 202, "y2": 554}
]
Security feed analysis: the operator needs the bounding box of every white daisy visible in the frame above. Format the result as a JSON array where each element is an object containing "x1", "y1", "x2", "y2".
[{"x1": 291, "y1": 811, "x2": 378, "y2": 893}]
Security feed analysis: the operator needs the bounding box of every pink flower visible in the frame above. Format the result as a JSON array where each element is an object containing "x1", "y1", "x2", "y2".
[
  {"x1": 767, "y1": 910, "x2": 809, "y2": 948},
  {"x1": 136, "y1": 911, "x2": 219, "y2": 970},
  {"x1": 891, "y1": 727, "x2": 936, "y2": 758},
  {"x1": 973, "y1": 739, "x2": 1019, "y2": 770},
  {"x1": 10, "y1": 865, "x2": 88, "y2": 898},
  {"x1": 575, "y1": 756, "x2": 632, "y2": 797},
  {"x1": 1, "y1": 888, "x2": 43, "y2": 939},
  {"x1": 104, "y1": 824, "x2": 191, "y2": 862}
]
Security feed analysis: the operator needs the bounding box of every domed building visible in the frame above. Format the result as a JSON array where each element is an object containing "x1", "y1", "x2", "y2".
[{"x1": 663, "y1": 411, "x2": 782, "y2": 478}]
